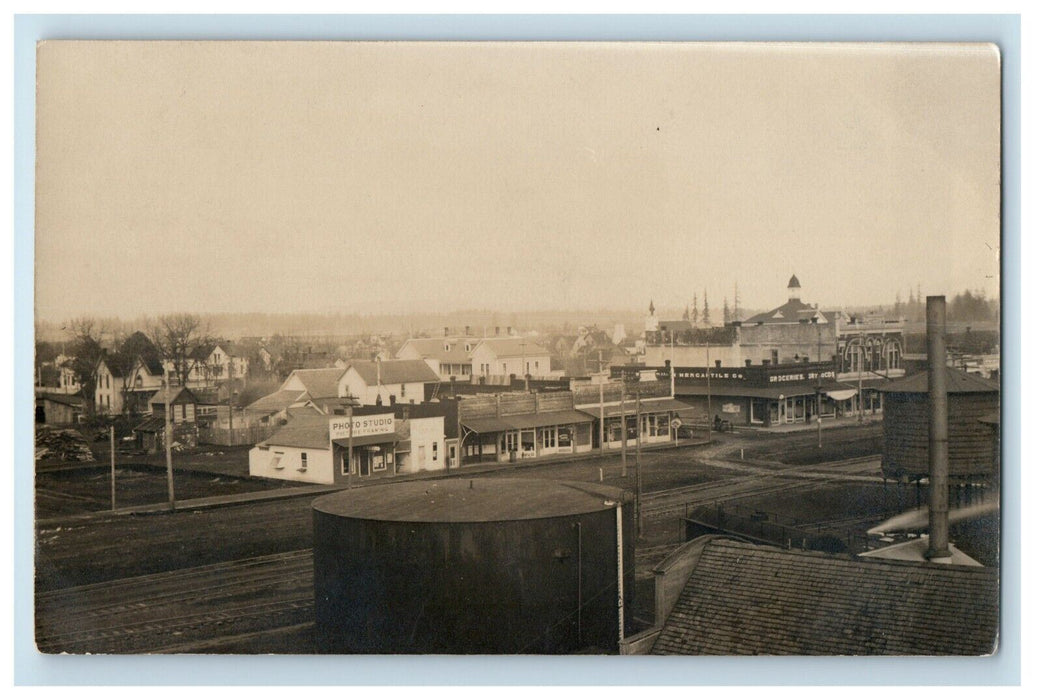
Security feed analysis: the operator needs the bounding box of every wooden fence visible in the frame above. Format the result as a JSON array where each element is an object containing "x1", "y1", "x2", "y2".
[{"x1": 198, "y1": 423, "x2": 280, "y2": 447}]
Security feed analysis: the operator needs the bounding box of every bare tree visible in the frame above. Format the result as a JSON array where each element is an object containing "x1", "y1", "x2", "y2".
[
  {"x1": 149, "y1": 314, "x2": 213, "y2": 387},
  {"x1": 61, "y1": 317, "x2": 107, "y2": 415}
]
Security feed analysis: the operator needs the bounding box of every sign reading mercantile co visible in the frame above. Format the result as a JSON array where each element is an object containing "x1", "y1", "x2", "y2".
[{"x1": 329, "y1": 414, "x2": 395, "y2": 440}]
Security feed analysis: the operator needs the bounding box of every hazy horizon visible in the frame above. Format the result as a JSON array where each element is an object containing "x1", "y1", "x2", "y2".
[{"x1": 35, "y1": 42, "x2": 1001, "y2": 322}]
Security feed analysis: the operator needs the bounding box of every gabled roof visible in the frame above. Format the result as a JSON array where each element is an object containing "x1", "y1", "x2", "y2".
[
  {"x1": 788, "y1": 274, "x2": 801, "y2": 288},
  {"x1": 97, "y1": 356, "x2": 126, "y2": 378},
  {"x1": 397, "y1": 337, "x2": 479, "y2": 364},
  {"x1": 259, "y1": 414, "x2": 331, "y2": 451},
  {"x1": 213, "y1": 341, "x2": 248, "y2": 358},
  {"x1": 246, "y1": 389, "x2": 310, "y2": 413},
  {"x1": 347, "y1": 359, "x2": 440, "y2": 386},
  {"x1": 651, "y1": 538, "x2": 998, "y2": 656},
  {"x1": 284, "y1": 368, "x2": 346, "y2": 399},
  {"x1": 879, "y1": 367, "x2": 1000, "y2": 394},
  {"x1": 149, "y1": 386, "x2": 199, "y2": 407},
  {"x1": 471, "y1": 337, "x2": 551, "y2": 359},
  {"x1": 742, "y1": 298, "x2": 824, "y2": 325}
]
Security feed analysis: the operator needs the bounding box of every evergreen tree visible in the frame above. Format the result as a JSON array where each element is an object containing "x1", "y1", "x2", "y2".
[
  {"x1": 692, "y1": 291, "x2": 698, "y2": 325},
  {"x1": 682, "y1": 305, "x2": 690, "y2": 321},
  {"x1": 723, "y1": 298, "x2": 731, "y2": 325},
  {"x1": 702, "y1": 289, "x2": 711, "y2": 326}
]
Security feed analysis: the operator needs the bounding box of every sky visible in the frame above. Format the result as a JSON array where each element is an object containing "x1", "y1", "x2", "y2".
[{"x1": 34, "y1": 41, "x2": 1001, "y2": 322}]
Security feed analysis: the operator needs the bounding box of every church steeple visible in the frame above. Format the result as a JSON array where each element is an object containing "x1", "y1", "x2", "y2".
[{"x1": 648, "y1": 299, "x2": 655, "y2": 315}]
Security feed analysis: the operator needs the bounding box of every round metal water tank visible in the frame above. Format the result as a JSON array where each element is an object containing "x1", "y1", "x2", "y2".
[{"x1": 313, "y1": 478, "x2": 635, "y2": 654}]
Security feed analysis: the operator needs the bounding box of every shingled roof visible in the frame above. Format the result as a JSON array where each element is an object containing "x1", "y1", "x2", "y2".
[
  {"x1": 259, "y1": 413, "x2": 331, "y2": 450},
  {"x1": 742, "y1": 298, "x2": 824, "y2": 325},
  {"x1": 285, "y1": 368, "x2": 346, "y2": 399},
  {"x1": 879, "y1": 367, "x2": 1000, "y2": 394},
  {"x1": 397, "y1": 337, "x2": 479, "y2": 364},
  {"x1": 651, "y1": 538, "x2": 998, "y2": 656},
  {"x1": 471, "y1": 337, "x2": 551, "y2": 359},
  {"x1": 347, "y1": 359, "x2": 440, "y2": 385}
]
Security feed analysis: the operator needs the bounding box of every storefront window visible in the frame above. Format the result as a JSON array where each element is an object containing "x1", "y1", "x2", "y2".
[{"x1": 559, "y1": 426, "x2": 573, "y2": 447}]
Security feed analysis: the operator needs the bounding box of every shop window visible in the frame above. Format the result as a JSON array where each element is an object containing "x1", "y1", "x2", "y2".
[
  {"x1": 401, "y1": 383, "x2": 407, "y2": 397},
  {"x1": 271, "y1": 452, "x2": 284, "y2": 470},
  {"x1": 299, "y1": 452, "x2": 308, "y2": 472},
  {"x1": 432, "y1": 442, "x2": 438, "y2": 461}
]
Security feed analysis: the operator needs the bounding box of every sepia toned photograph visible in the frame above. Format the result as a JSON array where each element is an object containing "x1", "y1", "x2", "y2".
[{"x1": 32, "y1": 39, "x2": 1002, "y2": 658}]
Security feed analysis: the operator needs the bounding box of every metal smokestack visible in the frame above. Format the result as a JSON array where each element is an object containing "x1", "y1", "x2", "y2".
[{"x1": 926, "y1": 296, "x2": 952, "y2": 562}]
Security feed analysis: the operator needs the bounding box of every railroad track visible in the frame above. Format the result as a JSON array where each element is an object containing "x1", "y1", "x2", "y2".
[
  {"x1": 641, "y1": 458, "x2": 884, "y2": 519},
  {"x1": 36, "y1": 550, "x2": 314, "y2": 654}
]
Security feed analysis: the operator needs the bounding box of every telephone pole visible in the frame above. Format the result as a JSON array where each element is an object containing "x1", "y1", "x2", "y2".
[{"x1": 164, "y1": 368, "x2": 176, "y2": 512}]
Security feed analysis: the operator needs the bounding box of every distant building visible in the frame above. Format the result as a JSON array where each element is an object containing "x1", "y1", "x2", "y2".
[
  {"x1": 35, "y1": 391, "x2": 85, "y2": 425},
  {"x1": 133, "y1": 387, "x2": 201, "y2": 453},
  {"x1": 639, "y1": 275, "x2": 903, "y2": 426},
  {"x1": 470, "y1": 337, "x2": 552, "y2": 380},
  {"x1": 396, "y1": 336, "x2": 480, "y2": 381},
  {"x1": 93, "y1": 357, "x2": 126, "y2": 415},
  {"x1": 339, "y1": 359, "x2": 441, "y2": 406}
]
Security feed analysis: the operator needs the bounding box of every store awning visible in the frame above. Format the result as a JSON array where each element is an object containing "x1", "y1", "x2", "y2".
[
  {"x1": 675, "y1": 382, "x2": 857, "y2": 401},
  {"x1": 578, "y1": 398, "x2": 697, "y2": 419},
  {"x1": 825, "y1": 388, "x2": 858, "y2": 401},
  {"x1": 502, "y1": 410, "x2": 594, "y2": 430},
  {"x1": 332, "y1": 434, "x2": 397, "y2": 448},
  {"x1": 460, "y1": 416, "x2": 514, "y2": 434}
]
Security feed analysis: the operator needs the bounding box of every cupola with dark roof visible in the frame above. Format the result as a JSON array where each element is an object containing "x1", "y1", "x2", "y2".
[{"x1": 788, "y1": 274, "x2": 801, "y2": 301}]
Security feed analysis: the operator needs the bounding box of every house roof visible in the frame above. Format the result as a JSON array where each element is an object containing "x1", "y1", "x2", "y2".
[
  {"x1": 878, "y1": 367, "x2": 1000, "y2": 394},
  {"x1": 246, "y1": 389, "x2": 310, "y2": 413},
  {"x1": 397, "y1": 337, "x2": 479, "y2": 364},
  {"x1": 37, "y1": 392, "x2": 85, "y2": 408},
  {"x1": 788, "y1": 274, "x2": 801, "y2": 288},
  {"x1": 133, "y1": 415, "x2": 166, "y2": 434},
  {"x1": 285, "y1": 368, "x2": 346, "y2": 399},
  {"x1": 259, "y1": 414, "x2": 331, "y2": 451},
  {"x1": 149, "y1": 386, "x2": 199, "y2": 407},
  {"x1": 97, "y1": 357, "x2": 126, "y2": 378},
  {"x1": 472, "y1": 337, "x2": 551, "y2": 359},
  {"x1": 651, "y1": 537, "x2": 998, "y2": 656},
  {"x1": 347, "y1": 359, "x2": 440, "y2": 386},
  {"x1": 743, "y1": 298, "x2": 823, "y2": 325}
]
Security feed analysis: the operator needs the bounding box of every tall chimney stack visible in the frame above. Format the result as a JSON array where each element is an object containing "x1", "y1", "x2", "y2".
[{"x1": 926, "y1": 296, "x2": 952, "y2": 562}]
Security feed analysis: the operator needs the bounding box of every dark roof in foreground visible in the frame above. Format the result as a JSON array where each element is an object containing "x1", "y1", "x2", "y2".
[
  {"x1": 651, "y1": 538, "x2": 998, "y2": 656},
  {"x1": 313, "y1": 478, "x2": 630, "y2": 522},
  {"x1": 879, "y1": 367, "x2": 1000, "y2": 394},
  {"x1": 259, "y1": 414, "x2": 331, "y2": 450}
]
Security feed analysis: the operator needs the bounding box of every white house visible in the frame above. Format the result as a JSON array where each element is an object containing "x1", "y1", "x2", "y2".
[
  {"x1": 94, "y1": 357, "x2": 127, "y2": 415},
  {"x1": 396, "y1": 337, "x2": 480, "y2": 381},
  {"x1": 203, "y1": 342, "x2": 250, "y2": 382},
  {"x1": 249, "y1": 414, "x2": 336, "y2": 484},
  {"x1": 469, "y1": 338, "x2": 552, "y2": 380},
  {"x1": 337, "y1": 360, "x2": 440, "y2": 406},
  {"x1": 55, "y1": 353, "x2": 81, "y2": 395}
]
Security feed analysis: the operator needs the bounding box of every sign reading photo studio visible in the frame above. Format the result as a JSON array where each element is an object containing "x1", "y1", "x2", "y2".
[{"x1": 329, "y1": 414, "x2": 395, "y2": 440}]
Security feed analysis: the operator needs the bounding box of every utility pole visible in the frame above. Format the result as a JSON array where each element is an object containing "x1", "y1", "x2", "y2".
[
  {"x1": 635, "y1": 381, "x2": 643, "y2": 539},
  {"x1": 817, "y1": 323, "x2": 823, "y2": 449},
  {"x1": 620, "y1": 379, "x2": 627, "y2": 478},
  {"x1": 706, "y1": 335, "x2": 712, "y2": 444},
  {"x1": 110, "y1": 425, "x2": 116, "y2": 512},
  {"x1": 599, "y1": 380, "x2": 605, "y2": 455},
  {"x1": 164, "y1": 368, "x2": 175, "y2": 512},
  {"x1": 347, "y1": 402, "x2": 354, "y2": 488},
  {"x1": 857, "y1": 329, "x2": 865, "y2": 424}
]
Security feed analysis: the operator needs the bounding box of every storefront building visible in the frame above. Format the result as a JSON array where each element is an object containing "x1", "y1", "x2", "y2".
[{"x1": 637, "y1": 362, "x2": 866, "y2": 428}]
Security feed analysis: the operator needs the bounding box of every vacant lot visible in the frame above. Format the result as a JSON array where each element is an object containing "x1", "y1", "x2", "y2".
[{"x1": 35, "y1": 464, "x2": 287, "y2": 520}]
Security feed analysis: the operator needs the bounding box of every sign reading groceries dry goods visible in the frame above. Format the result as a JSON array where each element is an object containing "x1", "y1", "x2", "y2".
[{"x1": 329, "y1": 414, "x2": 395, "y2": 440}]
